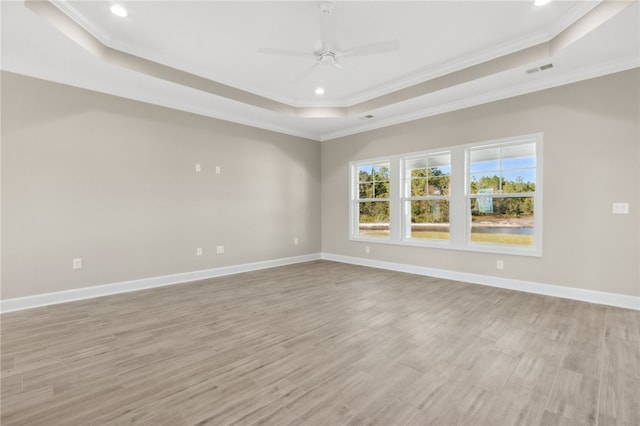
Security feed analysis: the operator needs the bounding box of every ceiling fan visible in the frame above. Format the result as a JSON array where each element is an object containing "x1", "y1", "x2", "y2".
[{"x1": 258, "y1": 2, "x2": 400, "y2": 81}]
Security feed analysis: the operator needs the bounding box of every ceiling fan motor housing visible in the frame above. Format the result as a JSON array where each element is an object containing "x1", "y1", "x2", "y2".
[
  {"x1": 319, "y1": 52, "x2": 337, "y2": 65},
  {"x1": 319, "y1": 2, "x2": 334, "y2": 15}
]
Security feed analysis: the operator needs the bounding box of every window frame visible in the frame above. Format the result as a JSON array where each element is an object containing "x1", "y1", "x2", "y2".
[
  {"x1": 350, "y1": 159, "x2": 392, "y2": 240},
  {"x1": 401, "y1": 151, "x2": 452, "y2": 245},
  {"x1": 349, "y1": 133, "x2": 543, "y2": 257},
  {"x1": 465, "y1": 138, "x2": 542, "y2": 255}
]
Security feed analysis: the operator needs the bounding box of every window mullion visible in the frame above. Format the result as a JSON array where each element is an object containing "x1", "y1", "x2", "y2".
[
  {"x1": 401, "y1": 165, "x2": 410, "y2": 240},
  {"x1": 389, "y1": 157, "x2": 402, "y2": 242},
  {"x1": 449, "y1": 146, "x2": 466, "y2": 247}
]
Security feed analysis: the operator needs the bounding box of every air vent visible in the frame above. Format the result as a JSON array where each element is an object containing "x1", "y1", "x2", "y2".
[
  {"x1": 526, "y1": 63, "x2": 554, "y2": 74},
  {"x1": 363, "y1": 114, "x2": 374, "y2": 119}
]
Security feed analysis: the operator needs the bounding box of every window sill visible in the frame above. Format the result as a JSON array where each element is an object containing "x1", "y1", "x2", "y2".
[{"x1": 349, "y1": 235, "x2": 542, "y2": 257}]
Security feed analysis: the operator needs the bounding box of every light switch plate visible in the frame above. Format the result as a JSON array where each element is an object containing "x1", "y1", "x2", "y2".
[
  {"x1": 612, "y1": 202, "x2": 629, "y2": 214},
  {"x1": 72, "y1": 258, "x2": 82, "y2": 269}
]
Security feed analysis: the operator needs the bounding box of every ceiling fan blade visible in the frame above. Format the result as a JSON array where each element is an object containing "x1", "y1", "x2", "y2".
[
  {"x1": 319, "y1": 2, "x2": 337, "y2": 51},
  {"x1": 340, "y1": 40, "x2": 400, "y2": 58},
  {"x1": 258, "y1": 47, "x2": 314, "y2": 57}
]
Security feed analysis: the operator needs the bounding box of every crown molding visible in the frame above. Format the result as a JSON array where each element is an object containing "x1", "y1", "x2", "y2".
[
  {"x1": 319, "y1": 58, "x2": 639, "y2": 141},
  {"x1": 27, "y1": 0, "x2": 634, "y2": 121},
  {"x1": 48, "y1": 0, "x2": 600, "y2": 110},
  {"x1": 50, "y1": 0, "x2": 112, "y2": 46}
]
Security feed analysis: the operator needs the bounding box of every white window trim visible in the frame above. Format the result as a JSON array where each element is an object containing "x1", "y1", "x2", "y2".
[
  {"x1": 350, "y1": 158, "x2": 392, "y2": 241},
  {"x1": 349, "y1": 133, "x2": 543, "y2": 257},
  {"x1": 401, "y1": 151, "x2": 452, "y2": 241}
]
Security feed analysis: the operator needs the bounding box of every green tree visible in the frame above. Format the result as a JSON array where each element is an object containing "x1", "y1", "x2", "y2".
[
  {"x1": 471, "y1": 175, "x2": 535, "y2": 218},
  {"x1": 410, "y1": 167, "x2": 450, "y2": 223},
  {"x1": 358, "y1": 165, "x2": 390, "y2": 223}
]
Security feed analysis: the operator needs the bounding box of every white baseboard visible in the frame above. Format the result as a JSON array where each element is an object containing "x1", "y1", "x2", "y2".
[
  {"x1": 0, "y1": 253, "x2": 322, "y2": 313},
  {"x1": 3, "y1": 252, "x2": 638, "y2": 313},
  {"x1": 321, "y1": 253, "x2": 640, "y2": 311}
]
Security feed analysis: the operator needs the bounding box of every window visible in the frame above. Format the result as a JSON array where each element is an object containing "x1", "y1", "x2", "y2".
[
  {"x1": 350, "y1": 134, "x2": 542, "y2": 256},
  {"x1": 403, "y1": 153, "x2": 451, "y2": 241},
  {"x1": 353, "y1": 162, "x2": 390, "y2": 238},
  {"x1": 468, "y1": 142, "x2": 536, "y2": 247}
]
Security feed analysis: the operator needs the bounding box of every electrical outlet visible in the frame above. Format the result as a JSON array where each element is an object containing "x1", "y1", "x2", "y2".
[
  {"x1": 497, "y1": 260, "x2": 504, "y2": 270},
  {"x1": 196, "y1": 248, "x2": 203, "y2": 256},
  {"x1": 294, "y1": 237, "x2": 299, "y2": 245},
  {"x1": 195, "y1": 163, "x2": 201, "y2": 172},
  {"x1": 72, "y1": 258, "x2": 82, "y2": 270},
  {"x1": 365, "y1": 246, "x2": 370, "y2": 254},
  {"x1": 215, "y1": 166, "x2": 221, "y2": 175},
  {"x1": 216, "y1": 245, "x2": 224, "y2": 254}
]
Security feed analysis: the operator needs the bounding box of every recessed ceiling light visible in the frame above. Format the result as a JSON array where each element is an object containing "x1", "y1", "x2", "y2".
[
  {"x1": 110, "y1": 4, "x2": 128, "y2": 17},
  {"x1": 534, "y1": 0, "x2": 552, "y2": 6},
  {"x1": 315, "y1": 87, "x2": 325, "y2": 95}
]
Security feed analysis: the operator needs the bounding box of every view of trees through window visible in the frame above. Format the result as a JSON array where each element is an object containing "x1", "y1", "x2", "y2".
[
  {"x1": 469, "y1": 143, "x2": 536, "y2": 246},
  {"x1": 351, "y1": 137, "x2": 540, "y2": 252},
  {"x1": 406, "y1": 156, "x2": 451, "y2": 240},
  {"x1": 357, "y1": 163, "x2": 390, "y2": 237}
]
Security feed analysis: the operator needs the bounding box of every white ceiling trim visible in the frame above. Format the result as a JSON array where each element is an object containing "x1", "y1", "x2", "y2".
[
  {"x1": 49, "y1": 0, "x2": 600, "y2": 109},
  {"x1": 31, "y1": 0, "x2": 626, "y2": 117},
  {"x1": 337, "y1": 1, "x2": 601, "y2": 108},
  {"x1": 320, "y1": 57, "x2": 640, "y2": 141},
  {"x1": 50, "y1": 0, "x2": 113, "y2": 46},
  {"x1": 25, "y1": 0, "x2": 302, "y2": 115},
  {"x1": 49, "y1": 0, "x2": 301, "y2": 108},
  {"x1": 7, "y1": 0, "x2": 637, "y2": 142}
]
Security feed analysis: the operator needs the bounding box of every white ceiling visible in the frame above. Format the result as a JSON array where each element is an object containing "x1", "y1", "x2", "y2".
[{"x1": 2, "y1": 1, "x2": 639, "y2": 141}]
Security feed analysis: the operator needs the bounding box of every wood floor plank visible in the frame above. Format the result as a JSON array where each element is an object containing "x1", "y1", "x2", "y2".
[
  {"x1": 474, "y1": 382, "x2": 547, "y2": 426},
  {"x1": 545, "y1": 368, "x2": 599, "y2": 425},
  {"x1": 561, "y1": 338, "x2": 603, "y2": 377},
  {"x1": 366, "y1": 399, "x2": 430, "y2": 426},
  {"x1": 508, "y1": 351, "x2": 562, "y2": 395},
  {"x1": 598, "y1": 368, "x2": 640, "y2": 425},
  {"x1": 342, "y1": 363, "x2": 420, "y2": 420},
  {"x1": 467, "y1": 348, "x2": 521, "y2": 393},
  {"x1": 1, "y1": 260, "x2": 638, "y2": 425}
]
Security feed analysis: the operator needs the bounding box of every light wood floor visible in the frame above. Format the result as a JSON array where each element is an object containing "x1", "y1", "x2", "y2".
[{"x1": 1, "y1": 260, "x2": 638, "y2": 425}]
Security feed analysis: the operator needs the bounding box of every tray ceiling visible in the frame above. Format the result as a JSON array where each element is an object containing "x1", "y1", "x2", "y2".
[{"x1": 2, "y1": 1, "x2": 638, "y2": 140}]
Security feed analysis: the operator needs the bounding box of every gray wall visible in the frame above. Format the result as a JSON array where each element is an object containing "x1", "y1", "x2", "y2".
[
  {"x1": 1, "y1": 72, "x2": 321, "y2": 299},
  {"x1": 322, "y1": 69, "x2": 640, "y2": 298},
  {"x1": 2, "y1": 69, "x2": 639, "y2": 301}
]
